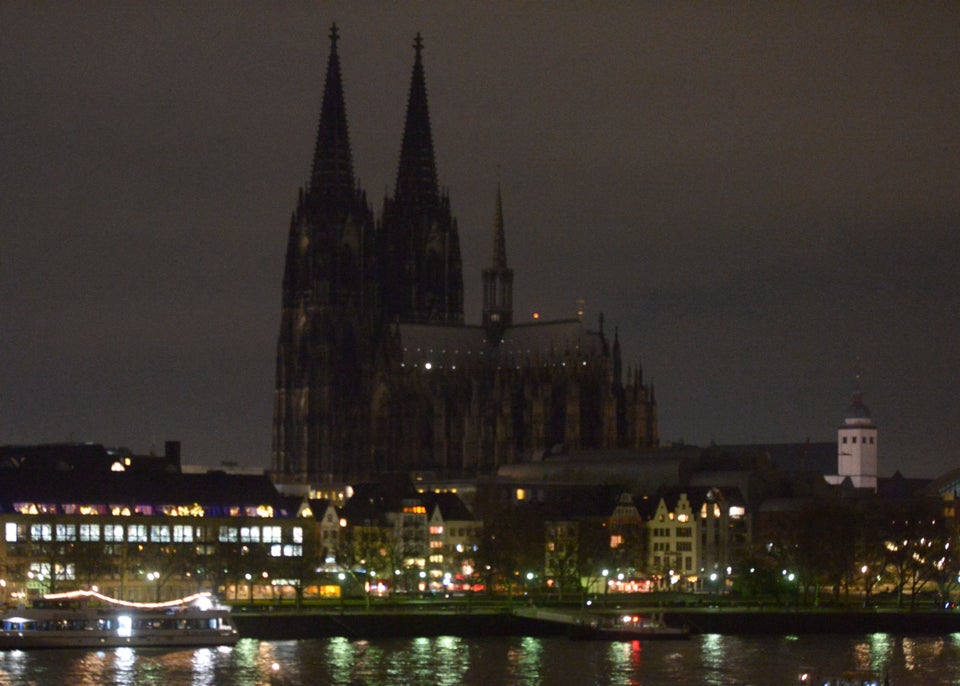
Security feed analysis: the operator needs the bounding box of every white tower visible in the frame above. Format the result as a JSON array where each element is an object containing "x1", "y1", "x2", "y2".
[{"x1": 836, "y1": 384, "x2": 878, "y2": 491}]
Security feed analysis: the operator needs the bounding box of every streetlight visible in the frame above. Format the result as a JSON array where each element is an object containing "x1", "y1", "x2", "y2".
[{"x1": 146, "y1": 571, "x2": 160, "y2": 601}]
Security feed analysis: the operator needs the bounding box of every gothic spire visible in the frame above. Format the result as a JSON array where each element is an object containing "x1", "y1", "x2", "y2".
[
  {"x1": 394, "y1": 32, "x2": 439, "y2": 208},
  {"x1": 491, "y1": 182, "x2": 508, "y2": 270},
  {"x1": 612, "y1": 326, "x2": 622, "y2": 387},
  {"x1": 309, "y1": 23, "x2": 355, "y2": 202},
  {"x1": 482, "y1": 183, "x2": 514, "y2": 334}
]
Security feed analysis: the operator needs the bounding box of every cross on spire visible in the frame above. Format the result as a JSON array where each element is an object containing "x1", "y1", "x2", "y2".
[{"x1": 329, "y1": 23, "x2": 339, "y2": 47}]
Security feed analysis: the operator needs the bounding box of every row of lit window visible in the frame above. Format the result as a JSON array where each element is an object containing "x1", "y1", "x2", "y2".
[
  {"x1": 6, "y1": 523, "x2": 302, "y2": 546},
  {"x1": 656, "y1": 512, "x2": 692, "y2": 523},
  {"x1": 428, "y1": 525, "x2": 481, "y2": 538},
  {"x1": 11, "y1": 502, "x2": 275, "y2": 518},
  {"x1": 221, "y1": 526, "x2": 303, "y2": 545}
]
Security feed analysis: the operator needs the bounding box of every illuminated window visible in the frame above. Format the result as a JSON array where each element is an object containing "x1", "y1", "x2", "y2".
[
  {"x1": 262, "y1": 526, "x2": 281, "y2": 543},
  {"x1": 5, "y1": 522, "x2": 18, "y2": 542},
  {"x1": 150, "y1": 525, "x2": 171, "y2": 543},
  {"x1": 430, "y1": 540, "x2": 443, "y2": 548},
  {"x1": 218, "y1": 527, "x2": 238, "y2": 543},
  {"x1": 270, "y1": 544, "x2": 282, "y2": 557},
  {"x1": 127, "y1": 525, "x2": 147, "y2": 542},
  {"x1": 173, "y1": 525, "x2": 194, "y2": 543},
  {"x1": 79, "y1": 524, "x2": 100, "y2": 542},
  {"x1": 30, "y1": 524, "x2": 52, "y2": 541},
  {"x1": 677, "y1": 513, "x2": 689, "y2": 523},
  {"x1": 241, "y1": 527, "x2": 260, "y2": 543},
  {"x1": 55, "y1": 524, "x2": 76, "y2": 541},
  {"x1": 292, "y1": 527, "x2": 303, "y2": 544},
  {"x1": 429, "y1": 526, "x2": 444, "y2": 535},
  {"x1": 283, "y1": 544, "x2": 302, "y2": 557},
  {"x1": 104, "y1": 525, "x2": 124, "y2": 542},
  {"x1": 610, "y1": 535, "x2": 623, "y2": 549},
  {"x1": 728, "y1": 506, "x2": 746, "y2": 519},
  {"x1": 516, "y1": 488, "x2": 526, "y2": 501}
]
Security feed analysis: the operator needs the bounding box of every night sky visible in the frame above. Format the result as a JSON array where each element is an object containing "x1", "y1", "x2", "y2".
[{"x1": 2, "y1": 3, "x2": 957, "y2": 477}]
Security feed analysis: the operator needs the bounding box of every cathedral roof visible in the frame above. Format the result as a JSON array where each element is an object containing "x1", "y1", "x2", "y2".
[
  {"x1": 396, "y1": 319, "x2": 605, "y2": 369},
  {"x1": 498, "y1": 319, "x2": 605, "y2": 362}
]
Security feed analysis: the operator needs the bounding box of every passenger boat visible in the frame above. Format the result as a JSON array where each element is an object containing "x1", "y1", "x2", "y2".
[
  {"x1": 514, "y1": 605, "x2": 689, "y2": 640},
  {"x1": 566, "y1": 612, "x2": 690, "y2": 641},
  {"x1": 0, "y1": 589, "x2": 239, "y2": 649}
]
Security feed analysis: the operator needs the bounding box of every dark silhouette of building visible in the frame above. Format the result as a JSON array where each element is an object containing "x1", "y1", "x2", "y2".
[{"x1": 272, "y1": 26, "x2": 658, "y2": 486}]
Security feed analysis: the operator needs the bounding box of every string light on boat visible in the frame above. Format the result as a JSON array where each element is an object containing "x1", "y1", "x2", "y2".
[{"x1": 42, "y1": 589, "x2": 217, "y2": 610}]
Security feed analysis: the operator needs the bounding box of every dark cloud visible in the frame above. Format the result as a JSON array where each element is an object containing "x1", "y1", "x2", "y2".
[{"x1": 1, "y1": 3, "x2": 957, "y2": 476}]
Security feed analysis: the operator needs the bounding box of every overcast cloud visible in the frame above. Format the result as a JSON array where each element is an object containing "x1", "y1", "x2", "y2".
[{"x1": 1, "y1": 3, "x2": 957, "y2": 477}]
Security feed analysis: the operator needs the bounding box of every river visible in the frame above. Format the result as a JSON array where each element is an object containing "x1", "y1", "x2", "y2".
[{"x1": 0, "y1": 634, "x2": 957, "y2": 685}]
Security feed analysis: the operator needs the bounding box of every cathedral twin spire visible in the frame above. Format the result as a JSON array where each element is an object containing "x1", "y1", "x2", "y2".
[
  {"x1": 302, "y1": 25, "x2": 465, "y2": 325},
  {"x1": 380, "y1": 31, "x2": 464, "y2": 325},
  {"x1": 309, "y1": 23, "x2": 355, "y2": 204},
  {"x1": 393, "y1": 33, "x2": 440, "y2": 212}
]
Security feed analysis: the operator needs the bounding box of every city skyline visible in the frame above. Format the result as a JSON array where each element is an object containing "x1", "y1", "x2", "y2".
[{"x1": 2, "y1": 4, "x2": 957, "y2": 477}]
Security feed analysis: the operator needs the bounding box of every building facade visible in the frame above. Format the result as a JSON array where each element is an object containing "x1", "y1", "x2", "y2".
[
  {"x1": 826, "y1": 383, "x2": 879, "y2": 491},
  {"x1": 272, "y1": 26, "x2": 658, "y2": 486},
  {"x1": 0, "y1": 444, "x2": 313, "y2": 603}
]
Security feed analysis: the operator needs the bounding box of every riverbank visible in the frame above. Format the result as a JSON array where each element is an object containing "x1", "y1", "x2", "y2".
[{"x1": 230, "y1": 605, "x2": 960, "y2": 639}]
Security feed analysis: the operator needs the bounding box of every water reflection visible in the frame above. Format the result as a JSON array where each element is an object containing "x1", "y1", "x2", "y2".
[
  {"x1": 700, "y1": 633, "x2": 726, "y2": 685},
  {"x1": 114, "y1": 646, "x2": 137, "y2": 684},
  {"x1": 506, "y1": 635, "x2": 542, "y2": 685},
  {"x1": 2, "y1": 635, "x2": 960, "y2": 685}
]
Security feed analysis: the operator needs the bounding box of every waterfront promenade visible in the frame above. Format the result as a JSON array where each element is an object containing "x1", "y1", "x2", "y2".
[{"x1": 228, "y1": 598, "x2": 960, "y2": 639}]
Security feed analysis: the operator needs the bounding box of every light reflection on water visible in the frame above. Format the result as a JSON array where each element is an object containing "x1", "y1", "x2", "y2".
[{"x1": 0, "y1": 634, "x2": 960, "y2": 685}]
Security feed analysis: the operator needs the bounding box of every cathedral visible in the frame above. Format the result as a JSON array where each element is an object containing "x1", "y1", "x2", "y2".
[{"x1": 271, "y1": 26, "x2": 658, "y2": 485}]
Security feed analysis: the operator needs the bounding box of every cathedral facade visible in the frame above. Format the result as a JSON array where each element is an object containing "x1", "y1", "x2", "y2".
[{"x1": 272, "y1": 26, "x2": 658, "y2": 485}]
